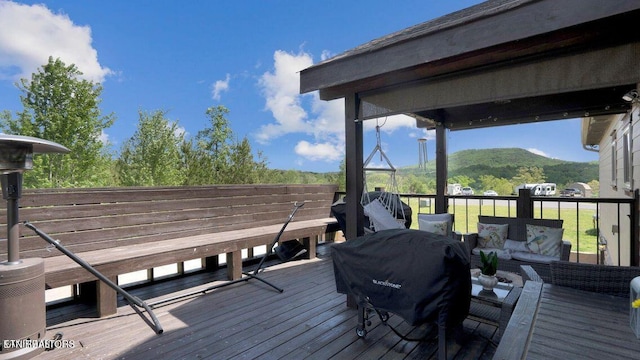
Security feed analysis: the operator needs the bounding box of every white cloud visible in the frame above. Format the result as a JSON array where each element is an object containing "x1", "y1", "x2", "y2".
[
  {"x1": 256, "y1": 50, "x2": 312, "y2": 143},
  {"x1": 320, "y1": 50, "x2": 334, "y2": 61},
  {"x1": 363, "y1": 114, "x2": 417, "y2": 133},
  {"x1": 408, "y1": 128, "x2": 436, "y2": 140},
  {"x1": 173, "y1": 123, "x2": 186, "y2": 138},
  {"x1": 0, "y1": 1, "x2": 112, "y2": 82},
  {"x1": 98, "y1": 130, "x2": 109, "y2": 145},
  {"x1": 256, "y1": 50, "x2": 422, "y2": 164},
  {"x1": 294, "y1": 141, "x2": 343, "y2": 162},
  {"x1": 527, "y1": 148, "x2": 549, "y2": 157},
  {"x1": 211, "y1": 74, "x2": 230, "y2": 101}
]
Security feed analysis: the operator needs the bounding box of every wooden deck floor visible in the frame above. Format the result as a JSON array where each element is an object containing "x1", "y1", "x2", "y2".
[
  {"x1": 526, "y1": 284, "x2": 640, "y2": 359},
  {"x1": 36, "y1": 244, "x2": 499, "y2": 360}
]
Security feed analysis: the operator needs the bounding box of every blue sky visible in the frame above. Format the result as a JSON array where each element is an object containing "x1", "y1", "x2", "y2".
[{"x1": 0, "y1": 0, "x2": 598, "y2": 172}]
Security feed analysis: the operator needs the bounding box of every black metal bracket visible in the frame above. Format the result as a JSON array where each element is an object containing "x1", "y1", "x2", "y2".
[
  {"x1": 148, "y1": 201, "x2": 305, "y2": 308},
  {"x1": 24, "y1": 221, "x2": 164, "y2": 335}
]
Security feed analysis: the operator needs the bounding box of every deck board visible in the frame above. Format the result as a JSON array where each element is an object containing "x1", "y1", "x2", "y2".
[{"x1": 36, "y1": 244, "x2": 499, "y2": 360}]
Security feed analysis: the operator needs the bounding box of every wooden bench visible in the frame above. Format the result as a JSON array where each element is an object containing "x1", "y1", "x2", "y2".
[{"x1": 0, "y1": 184, "x2": 338, "y2": 317}]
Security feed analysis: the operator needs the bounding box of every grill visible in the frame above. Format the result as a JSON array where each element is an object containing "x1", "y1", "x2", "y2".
[{"x1": 332, "y1": 228, "x2": 470, "y2": 358}]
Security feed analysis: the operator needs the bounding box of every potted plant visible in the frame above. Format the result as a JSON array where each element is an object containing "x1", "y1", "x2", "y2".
[{"x1": 478, "y1": 250, "x2": 499, "y2": 291}]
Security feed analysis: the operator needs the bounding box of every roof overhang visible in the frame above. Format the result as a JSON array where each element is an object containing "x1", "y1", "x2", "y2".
[
  {"x1": 581, "y1": 114, "x2": 621, "y2": 150},
  {"x1": 360, "y1": 42, "x2": 639, "y2": 130},
  {"x1": 300, "y1": 0, "x2": 640, "y2": 130}
]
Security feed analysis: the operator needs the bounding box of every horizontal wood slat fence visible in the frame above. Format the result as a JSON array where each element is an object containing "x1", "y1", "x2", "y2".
[{"x1": 0, "y1": 184, "x2": 338, "y2": 316}]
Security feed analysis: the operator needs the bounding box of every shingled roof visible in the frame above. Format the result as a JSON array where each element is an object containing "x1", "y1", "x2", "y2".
[
  {"x1": 321, "y1": 0, "x2": 535, "y2": 64},
  {"x1": 301, "y1": 0, "x2": 640, "y2": 130}
]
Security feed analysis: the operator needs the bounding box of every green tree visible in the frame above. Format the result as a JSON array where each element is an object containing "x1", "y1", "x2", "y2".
[
  {"x1": 337, "y1": 158, "x2": 346, "y2": 191},
  {"x1": 180, "y1": 138, "x2": 215, "y2": 185},
  {"x1": 190, "y1": 106, "x2": 268, "y2": 184},
  {"x1": 477, "y1": 175, "x2": 513, "y2": 195},
  {"x1": 403, "y1": 174, "x2": 428, "y2": 194},
  {"x1": 511, "y1": 166, "x2": 546, "y2": 185},
  {"x1": 223, "y1": 137, "x2": 268, "y2": 184},
  {"x1": 194, "y1": 106, "x2": 233, "y2": 183},
  {"x1": 587, "y1": 180, "x2": 599, "y2": 197},
  {"x1": 276, "y1": 169, "x2": 301, "y2": 184},
  {"x1": 449, "y1": 175, "x2": 474, "y2": 188},
  {"x1": 322, "y1": 170, "x2": 341, "y2": 189},
  {"x1": 0, "y1": 57, "x2": 115, "y2": 187},
  {"x1": 116, "y1": 110, "x2": 185, "y2": 186}
]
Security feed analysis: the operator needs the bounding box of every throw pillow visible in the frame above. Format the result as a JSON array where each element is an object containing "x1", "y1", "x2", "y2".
[
  {"x1": 511, "y1": 251, "x2": 558, "y2": 264},
  {"x1": 477, "y1": 223, "x2": 508, "y2": 249},
  {"x1": 471, "y1": 247, "x2": 512, "y2": 260},
  {"x1": 418, "y1": 219, "x2": 449, "y2": 236},
  {"x1": 526, "y1": 224, "x2": 564, "y2": 258},
  {"x1": 503, "y1": 239, "x2": 529, "y2": 253}
]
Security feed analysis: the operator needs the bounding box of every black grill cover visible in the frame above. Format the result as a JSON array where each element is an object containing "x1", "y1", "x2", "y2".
[{"x1": 332, "y1": 229, "x2": 470, "y2": 327}]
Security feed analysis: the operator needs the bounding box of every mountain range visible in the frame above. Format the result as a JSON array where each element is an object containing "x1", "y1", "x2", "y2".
[{"x1": 400, "y1": 148, "x2": 598, "y2": 185}]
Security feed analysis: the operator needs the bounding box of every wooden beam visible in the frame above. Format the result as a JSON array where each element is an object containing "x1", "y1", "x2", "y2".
[
  {"x1": 358, "y1": 42, "x2": 640, "y2": 121},
  {"x1": 417, "y1": 86, "x2": 633, "y2": 130}
]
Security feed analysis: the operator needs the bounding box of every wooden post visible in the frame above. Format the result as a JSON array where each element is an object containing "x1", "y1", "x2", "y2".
[
  {"x1": 345, "y1": 93, "x2": 364, "y2": 240},
  {"x1": 435, "y1": 122, "x2": 448, "y2": 214},
  {"x1": 517, "y1": 188, "x2": 533, "y2": 219},
  {"x1": 345, "y1": 93, "x2": 364, "y2": 309}
]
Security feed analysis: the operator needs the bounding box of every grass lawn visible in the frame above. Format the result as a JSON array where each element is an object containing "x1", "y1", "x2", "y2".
[{"x1": 405, "y1": 198, "x2": 599, "y2": 254}]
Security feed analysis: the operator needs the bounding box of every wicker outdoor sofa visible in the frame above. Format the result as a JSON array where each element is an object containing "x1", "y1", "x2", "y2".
[
  {"x1": 464, "y1": 216, "x2": 571, "y2": 281},
  {"x1": 521, "y1": 260, "x2": 640, "y2": 296}
]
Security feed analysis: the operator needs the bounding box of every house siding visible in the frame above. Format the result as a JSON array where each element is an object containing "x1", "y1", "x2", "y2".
[{"x1": 598, "y1": 105, "x2": 638, "y2": 266}]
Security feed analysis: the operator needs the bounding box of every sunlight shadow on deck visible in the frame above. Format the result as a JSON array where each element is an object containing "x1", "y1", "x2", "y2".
[{"x1": 37, "y1": 245, "x2": 499, "y2": 359}]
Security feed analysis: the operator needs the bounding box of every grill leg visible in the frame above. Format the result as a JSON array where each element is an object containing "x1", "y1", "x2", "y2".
[
  {"x1": 438, "y1": 322, "x2": 446, "y2": 360},
  {"x1": 356, "y1": 305, "x2": 367, "y2": 337}
]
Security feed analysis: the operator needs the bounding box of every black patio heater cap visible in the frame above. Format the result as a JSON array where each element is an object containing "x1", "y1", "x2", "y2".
[{"x1": 0, "y1": 134, "x2": 69, "y2": 360}]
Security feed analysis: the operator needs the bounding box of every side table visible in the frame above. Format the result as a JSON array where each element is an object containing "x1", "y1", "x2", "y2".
[{"x1": 468, "y1": 270, "x2": 523, "y2": 339}]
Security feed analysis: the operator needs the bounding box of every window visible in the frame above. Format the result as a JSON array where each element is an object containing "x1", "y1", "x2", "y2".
[{"x1": 622, "y1": 122, "x2": 632, "y2": 189}]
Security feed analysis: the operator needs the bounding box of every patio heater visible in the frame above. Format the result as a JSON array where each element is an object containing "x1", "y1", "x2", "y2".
[{"x1": 0, "y1": 134, "x2": 69, "y2": 360}]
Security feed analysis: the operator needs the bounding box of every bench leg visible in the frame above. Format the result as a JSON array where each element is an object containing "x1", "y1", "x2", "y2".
[
  {"x1": 77, "y1": 281, "x2": 96, "y2": 303},
  {"x1": 226, "y1": 251, "x2": 242, "y2": 280},
  {"x1": 78, "y1": 278, "x2": 118, "y2": 317},
  {"x1": 97, "y1": 276, "x2": 118, "y2": 317},
  {"x1": 302, "y1": 236, "x2": 317, "y2": 260},
  {"x1": 204, "y1": 255, "x2": 219, "y2": 271}
]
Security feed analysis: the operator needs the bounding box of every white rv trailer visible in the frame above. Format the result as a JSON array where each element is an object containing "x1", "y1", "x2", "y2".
[
  {"x1": 514, "y1": 183, "x2": 557, "y2": 196},
  {"x1": 447, "y1": 183, "x2": 462, "y2": 195}
]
